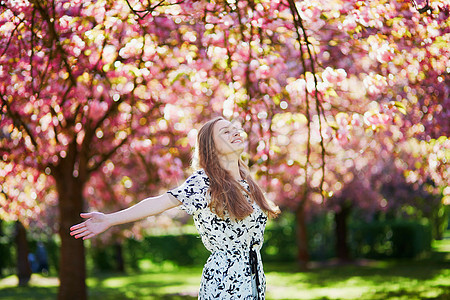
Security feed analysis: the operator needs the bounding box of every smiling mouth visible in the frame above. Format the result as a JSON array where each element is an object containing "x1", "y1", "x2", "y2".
[{"x1": 232, "y1": 138, "x2": 243, "y2": 144}]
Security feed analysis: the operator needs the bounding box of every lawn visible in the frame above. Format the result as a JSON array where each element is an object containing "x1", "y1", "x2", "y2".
[{"x1": 1, "y1": 238, "x2": 449, "y2": 300}]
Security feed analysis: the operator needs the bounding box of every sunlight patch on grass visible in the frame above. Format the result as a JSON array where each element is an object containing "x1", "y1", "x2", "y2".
[
  {"x1": 267, "y1": 284, "x2": 368, "y2": 300},
  {"x1": 30, "y1": 274, "x2": 59, "y2": 287},
  {"x1": 0, "y1": 275, "x2": 19, "y2": 288},
  {"x1": 418, "y1": 287, "x2": 445, "y2": 298},
  {"x1": 266, "y1": 272, "x2": 372, "y2": 300},
  {"x1": 138, "y1": 259, "x2": 180, "y2": 272},
  {"x1": 85, "y1": 268, "x2": 202, "y2": 299},
  {"x1": 265, "y1": 261, "x2": 450, "y2": 300},
  {"x1": 433, "y1": 269, "x2": 450, "y2": 283},
  {"x1": 433, "y1": 238, "x2": 450, "y2": 253},
  {"x1": 96, "y1": 271, "x2": 201, "y2": 288},
  {"x1": 0, "y1": 274, "x2": 59, "y2": 289}
]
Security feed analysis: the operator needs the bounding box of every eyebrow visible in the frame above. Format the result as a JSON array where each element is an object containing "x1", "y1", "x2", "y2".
[{"x1": 219, "y1": 125, "x2": 230, "y2": 132}]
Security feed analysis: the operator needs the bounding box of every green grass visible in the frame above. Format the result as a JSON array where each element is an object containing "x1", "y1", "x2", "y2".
[{"x1": 1, "y1": 239, "x2": 449, "y2": 300}]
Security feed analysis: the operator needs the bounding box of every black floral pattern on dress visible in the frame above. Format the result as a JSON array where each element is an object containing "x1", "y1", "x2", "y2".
[{"x1": 168, "y1": 169, "x2": 268, "y2": 300}]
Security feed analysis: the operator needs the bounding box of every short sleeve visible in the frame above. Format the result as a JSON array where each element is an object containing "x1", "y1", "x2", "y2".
[{"x1": 167, "y1": 170, "x2": 209, "y2": 215}]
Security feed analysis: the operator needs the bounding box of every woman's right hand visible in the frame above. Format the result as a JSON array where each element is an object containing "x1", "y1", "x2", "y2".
[{"x1": 70, "y1": 212, "x2": 111, "y2": 240}]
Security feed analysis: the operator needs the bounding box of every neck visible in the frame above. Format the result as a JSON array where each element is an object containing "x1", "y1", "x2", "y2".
[{"x1": 218, "y1": 155, "x2": 241, "y2": 180}]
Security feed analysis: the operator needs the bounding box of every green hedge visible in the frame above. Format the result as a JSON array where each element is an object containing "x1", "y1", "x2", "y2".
[
  {"x1": 0, "y1": 217, "x2": 435, "y2": 276},
  {"x1": 120, "y1": 227, "x2": 296, "y2": 270},
  {"x1": 262, "y1": 212, "x2": 335, "y2": 262},
  {"x1": 350, "y1": 220, "x2": 432, "y2": 259},
  {"x1": 125, "y1": 234, "x2": 210, "y2": 267},
  {"x1": 85, "y1": 225, "x2": 299, "y2": 272},
  {"x1": 0, "y1": 235, "x2": 14, "y2": 276}
]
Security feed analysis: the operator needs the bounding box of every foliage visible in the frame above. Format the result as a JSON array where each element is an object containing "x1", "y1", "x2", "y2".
[
  {"x1": 350, "y1": 219, "x2": 432, "y2": 259},
  {"x1": 0, "y1": 222, "x2": 15, "y2": 277}
]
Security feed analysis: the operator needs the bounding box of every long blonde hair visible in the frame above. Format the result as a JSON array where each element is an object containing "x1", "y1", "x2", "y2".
[{"x1": 195, "y1": 117, "x2": 280, "y2": 220}]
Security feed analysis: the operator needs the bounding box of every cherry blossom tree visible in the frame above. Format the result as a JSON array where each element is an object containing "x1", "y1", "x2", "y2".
[
  {"x1": 0, "y1": 0, "x2": 199, "y2": 297},
  {"x1": 1, "y1": 0, "x2": 448, "y2": 296}
]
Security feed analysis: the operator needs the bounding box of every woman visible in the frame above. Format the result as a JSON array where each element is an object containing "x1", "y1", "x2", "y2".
[{"x1": 70, "y1": 117, "x2": 280, "y2": 299}]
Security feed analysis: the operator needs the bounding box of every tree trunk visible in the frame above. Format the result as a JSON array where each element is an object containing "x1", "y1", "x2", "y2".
[
  {"x1": 114, "y1": 242, "x2": 125, "y2": 273},
  {"x1": 295, "y1": 205, "x2": 309, "y2": 270},
  {"x1": 335, "y1": 202, "x2": 351, "y2": 262},
  {"x1": 15, "y1": 221, "x2": 31, "y2": 287},
  {"x1": 53, "y1": 165, "x2": 87, "y2": 300}
]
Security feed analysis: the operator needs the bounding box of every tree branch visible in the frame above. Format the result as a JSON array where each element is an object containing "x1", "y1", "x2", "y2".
[
  {"x1": 287, "y1": 0, "x2": 312, "y2": 205},
  {"x1": 0, "y1": 93, "x2": 39, "y2": 151},
  {"x1": 410, "y1": 0, "x2": 432, "y2": 14},
  {"x1": 88, "y1": 137, "x2": 129, "y2": 174},
  {"x1": 124, "y1": 0, "x2": 185, "y2": 19},
  {"x1": 288, "y1": 0, "x2": 327, "y2": 201},
  {"x1": 49, "y1": 105, "x2": 62, "y2": 145},
  {"x1": 30, "y1": 7, "x2": 37, "y2": 94},
  {"x1": 0, "y1": 16, "x2": 25, "y2": 57},
  {"x1": 30, "y1": 0, "x2": 77, "y2": 87}
]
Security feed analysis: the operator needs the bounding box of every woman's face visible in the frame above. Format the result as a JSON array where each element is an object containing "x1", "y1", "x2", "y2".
[{"x1": 213, "y1": 120, "x2": 245, "y2": 157}]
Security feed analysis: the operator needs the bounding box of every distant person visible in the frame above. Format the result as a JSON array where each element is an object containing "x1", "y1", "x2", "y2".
[
  {"x1": 35, "y1": 242, "x2": 49, "y2": 274},
  {"x1": 28, "y1": 252, "x2": 38, "y2": 273},
  {"x1": 70, "y1": 117, "x2": 280, "y2": 299}
]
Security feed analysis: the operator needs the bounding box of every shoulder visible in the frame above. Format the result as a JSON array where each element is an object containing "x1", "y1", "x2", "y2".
[{"x1": 188, "y1": 169, "x2": 210, "y2": 187}]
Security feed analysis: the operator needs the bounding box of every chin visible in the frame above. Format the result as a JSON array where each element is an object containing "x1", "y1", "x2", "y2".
[
  {"x1": 235, "y1": 145, "x2": 245, "y2": 154},
  {"x1": 220, "y1": 142, "x2": 245, "y2": 156}
]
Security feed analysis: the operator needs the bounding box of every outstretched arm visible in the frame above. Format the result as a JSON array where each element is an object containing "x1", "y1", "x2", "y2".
[{"x1": 70, "y1": 192, "x2": 181, "y2": 240}]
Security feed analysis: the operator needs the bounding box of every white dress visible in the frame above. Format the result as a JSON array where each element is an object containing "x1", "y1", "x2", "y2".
[{"x1": 168, "y1": 169, "x2": 267, "y2": 300}]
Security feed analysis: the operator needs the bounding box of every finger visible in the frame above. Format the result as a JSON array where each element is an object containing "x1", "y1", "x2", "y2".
[
  {"x1": 80, "y1": 213, "x2": 93, "y2": 219},
  {"x1": 83, "y1": 233, "x2": 96, "y2": 240},
  {"x1": 70, "y1": 223, "x2": 85, "y2": 231},
  {"x1": 75, "y1": 230, "x2": 91, "y2": 239},
  {"x1": 74, "y1": 233, "x2": 85, "y2": 240},
  {"x1": 70, "y1": 228, "x2": 87, "y2": 236}
]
